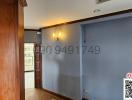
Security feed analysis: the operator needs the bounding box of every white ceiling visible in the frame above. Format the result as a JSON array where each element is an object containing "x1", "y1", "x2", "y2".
[
  {"x1": 24, "y1": 0, "x2": 132, "y2": 29},
  {"x1": 24, "y1": 0, "x2": 93, "y2": 29}
]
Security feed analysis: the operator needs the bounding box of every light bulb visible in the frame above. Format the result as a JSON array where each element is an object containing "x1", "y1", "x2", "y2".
[
  {"x1": 53, "y1": 33, "x2": 55, "y2": 37},
  {"x1": 59, "y1": 32, "x2": 61, "y2": 37}
]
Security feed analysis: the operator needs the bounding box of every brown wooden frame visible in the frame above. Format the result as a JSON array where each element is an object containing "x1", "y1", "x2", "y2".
[
  {"x1": 0, "y1": 0, "x2": 26, "y2": 100},
  {"x1": 34, "y1": 43, "x2": 42, "y2": 88},
  {"x1": 43, "y1": 89, "x2": 73, "y2": 100},
  {"x1": 24, "y1": 29, "x2": 41, "y2": 32},
  {"x1": 19, "y1": 0, "x2": 27, "y2": 7}
]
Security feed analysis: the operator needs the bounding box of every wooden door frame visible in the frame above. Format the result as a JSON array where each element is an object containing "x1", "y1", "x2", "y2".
[
  {"x1": 34, "y1": 43, "x2": 42, "y2": 88},
  {"x1": 0, "y1": 0, "x2": 27, "y2": 100}
]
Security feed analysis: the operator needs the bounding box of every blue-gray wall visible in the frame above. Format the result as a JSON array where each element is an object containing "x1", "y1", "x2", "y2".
[
  {"x1": 42, "y1": 24, "x2": 82, "y2": 100},
  {"x1": 24, "y1": 30, "x2": 41, "y2": 43},
  {"x1": 82, "y1": 16, "x2": 132, "y2": 100},
  {"x1": 41, "y1": 13, "x2": 132, "y2": 100}
]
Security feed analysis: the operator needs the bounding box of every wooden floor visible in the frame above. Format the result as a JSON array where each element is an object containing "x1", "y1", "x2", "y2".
[{"x1": 25, "y1": 89, "x2": 67, "y2": 100}]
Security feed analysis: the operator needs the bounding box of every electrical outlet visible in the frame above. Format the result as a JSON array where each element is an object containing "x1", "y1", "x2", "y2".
[
  {"x1": 83, "y1": 89, "x2": 89, "y2": 99},
  {"x1": 83, "y1": 89, "x2": 88, "y2": 93}
]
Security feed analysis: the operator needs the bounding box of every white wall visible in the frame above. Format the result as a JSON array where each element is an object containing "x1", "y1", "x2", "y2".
[
  {"x1": 42, "y1": 23, "x2": 82, "y2": 100},
  {"x1": 25, "y1": 72, "x2": 35, "y2": 89}
]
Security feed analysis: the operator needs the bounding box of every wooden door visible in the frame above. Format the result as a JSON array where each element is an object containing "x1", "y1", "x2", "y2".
[
  {"x1": 34, "y1": 43, "x2": 42, "y2": 88},
  {"x1": 0, "y1": 0, "x2": 26, "y2": 100}
]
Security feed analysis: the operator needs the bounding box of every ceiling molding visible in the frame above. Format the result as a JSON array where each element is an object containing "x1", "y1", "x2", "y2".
[
  {"x1": 40, "y1": 9, "x2": 132, "y2": 30},
  {"x1": 24, "y1": 29, "x2": 41, "y2": 32}
]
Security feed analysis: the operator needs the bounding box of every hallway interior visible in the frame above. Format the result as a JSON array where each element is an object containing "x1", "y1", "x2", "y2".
[{"x1": 1, "y1": 0, "x2": 132, "y2": 100}]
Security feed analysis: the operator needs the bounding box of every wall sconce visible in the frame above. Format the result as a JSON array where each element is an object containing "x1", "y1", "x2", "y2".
[{"x1": 53, "y1": 32, "x2": 62, "y2": 41}]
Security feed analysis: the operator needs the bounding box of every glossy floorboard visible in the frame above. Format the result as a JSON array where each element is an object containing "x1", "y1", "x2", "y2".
[{"x1": 25, "y1": 89, "x2": 67, "y2": 100}]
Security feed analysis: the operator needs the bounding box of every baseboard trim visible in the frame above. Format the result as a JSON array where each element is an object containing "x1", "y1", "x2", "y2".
[
  {"x1": 82, "y1": 98, "x2": 88, "y2": 100},
  {"x1": 43, "y1": 89, "x2": 73, "y2": 100}
]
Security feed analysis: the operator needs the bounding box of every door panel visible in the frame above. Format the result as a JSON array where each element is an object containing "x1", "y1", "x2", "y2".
[{"x1": 34, "y1": 44, "x2": 42, "y2": 88}]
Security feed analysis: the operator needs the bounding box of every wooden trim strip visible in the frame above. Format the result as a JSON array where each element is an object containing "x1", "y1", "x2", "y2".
[
  {"x1": 24, "y1": 70, "x2": 34, "y2": 73},
  {"x1": 19, "y1": 0, "x2": 27, "y2": 7},
  {"x1": 24, "y1": 29, "x2": 41, "y2": 32},
  {"x1": 34, "y1": 44, "x2": 42, "y2": 88},
  {"x1": 82, "y1": 98, "x2": 89, "y2": 100},
  {"x1": 40, "y1": 8, "x2": 132, "y2": 29},
  {"x1": 43, "y1": 89, "x2": 73, "y2": 100}
]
